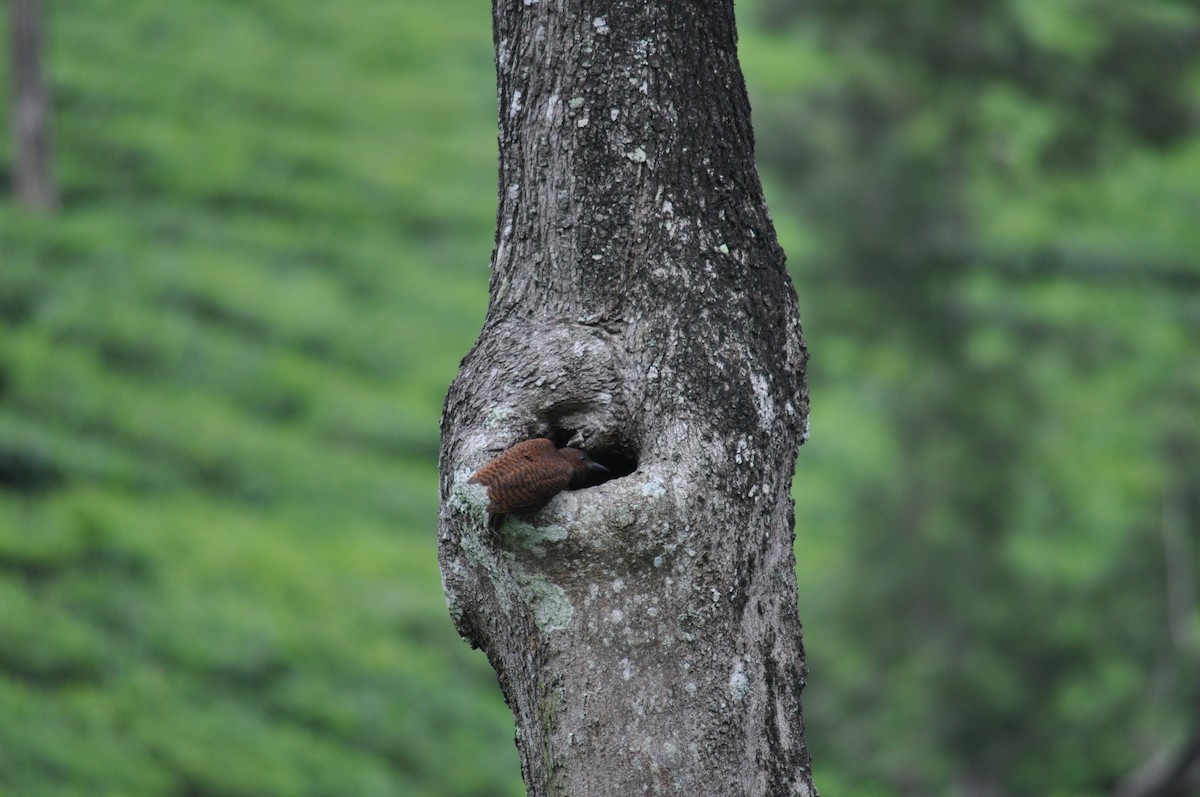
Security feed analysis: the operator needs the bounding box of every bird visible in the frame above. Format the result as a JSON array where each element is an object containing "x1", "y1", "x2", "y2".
[{"x1": 468, "y1": 438, "x2": 608, "y2": 531}]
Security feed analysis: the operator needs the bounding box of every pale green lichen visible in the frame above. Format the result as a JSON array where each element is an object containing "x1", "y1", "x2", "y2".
[
  {"x1": 484, "y1": 405, "x2": 513, "y2": 429},
  {"x1": 443, "y1": 560, "x2": 470, "y2": 625},
  {"x1": 642, "y1": 479, "x2": 666, "y2": 498},
  {"x1": 458, "y1": 530, "x2": 515, "y2": 618},
  {"x1": 448, "y1": 473, "x2": 517, "y2": 616},
  {"x1": 447, "y1": 471, "x2": 573, "y2": 633},
  {"x1": 678, "y1": 608, "x2": 705, "y2": 642},
  {"x1": 518, "y1": 572, "x2": 573, "y2": 632},
  {"x1": 503, "y1": 519, "x2": 568, "y2": 557},
  {"x1": 729, "y1": 662, "x2": 750, "y2": 699},
  {"x1": 447, "y1": 471, "x2": 488, "y2": 516}
]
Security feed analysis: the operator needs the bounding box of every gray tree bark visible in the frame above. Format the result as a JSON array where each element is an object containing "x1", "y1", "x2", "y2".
[
  {"x1": 438, "y1": 1, "x2": 815, "y2": 795},
  {"x1": 10, "y1": 0, "x2": 58, "y2": 213}
]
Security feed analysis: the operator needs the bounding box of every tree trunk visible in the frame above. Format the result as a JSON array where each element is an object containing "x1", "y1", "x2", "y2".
[
  {"x1": 1116, "y1": 724, "x2": 1200, "y2": 797},
  {"x1": 10, "y1": 0, "x2": 58, "y2": 213},
  {"x1": 438, "y1": 1, "x2": 814, "y2": 794}
]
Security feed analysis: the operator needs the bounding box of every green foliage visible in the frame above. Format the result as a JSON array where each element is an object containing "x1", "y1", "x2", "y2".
[
  {"x1": 1, "y1": 1, "x2": 518, "y2": 795},
  {"x1": 2, "y1": 0, "x2": 1197, "y2": 795},
  {"x1": 743, "y1": 0, "x2": 1200, "y2": 794}
]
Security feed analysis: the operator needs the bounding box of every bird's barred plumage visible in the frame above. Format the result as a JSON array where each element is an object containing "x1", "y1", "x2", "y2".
[{"x1": 468, "y1": 438, "x2": 606, "y2": 530}]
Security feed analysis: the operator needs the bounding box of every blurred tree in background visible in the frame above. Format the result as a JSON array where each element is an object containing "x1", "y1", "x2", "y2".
[
  {"x1": 9, "y1": 0, "x2": 58, "y2": 212},
  {"x1": 0, "y1": 0, "x2": 1196, "y2": 796},
  {"x1": 747, "y1": 0, "x2": 1200, "y2": 794},
  {"x1": 0, "y1": 2, "x2": 518, "y2": 795}
]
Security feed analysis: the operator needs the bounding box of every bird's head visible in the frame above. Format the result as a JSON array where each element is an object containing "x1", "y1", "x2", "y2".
[{"x1": 558, "y1": 446, "x2": 609, "y2": 483}]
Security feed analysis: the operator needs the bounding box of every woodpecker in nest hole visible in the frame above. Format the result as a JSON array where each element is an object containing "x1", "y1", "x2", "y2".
[{"x1": 468, "y1": 438, "x2": 608, "y2": 531}]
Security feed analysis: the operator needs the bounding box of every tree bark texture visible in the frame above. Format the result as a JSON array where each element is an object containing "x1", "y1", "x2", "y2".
[
  {"x1": 10, "y1": 0, "x2": 58, "y2": 213},
  {"x1": 438, "y1": 1, "x2": 814, "y2": 794}
]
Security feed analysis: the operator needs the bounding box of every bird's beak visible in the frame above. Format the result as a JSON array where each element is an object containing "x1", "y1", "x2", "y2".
[{"x1": 588, "y1": 460, "x2": 610, "y2": 473}]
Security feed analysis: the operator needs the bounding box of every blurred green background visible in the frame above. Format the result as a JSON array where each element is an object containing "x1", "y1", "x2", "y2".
[{"x1": 1, "y1": 0, "x2": 1197, "y2": 795}]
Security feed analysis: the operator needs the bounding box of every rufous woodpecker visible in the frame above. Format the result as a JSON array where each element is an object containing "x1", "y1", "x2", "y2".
[{"x1": 468, "y1": 438, "x2": 608, "y2": 531}]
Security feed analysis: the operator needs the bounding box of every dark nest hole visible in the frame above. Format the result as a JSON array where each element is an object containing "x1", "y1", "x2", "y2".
[{"x1": 546, "y1": 427, "x2": 638, "y2": 488}]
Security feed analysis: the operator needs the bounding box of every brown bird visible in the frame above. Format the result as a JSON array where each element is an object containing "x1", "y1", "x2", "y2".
[{"x1": 468, "y1": 438, "x2": 608, "y2": 531}]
